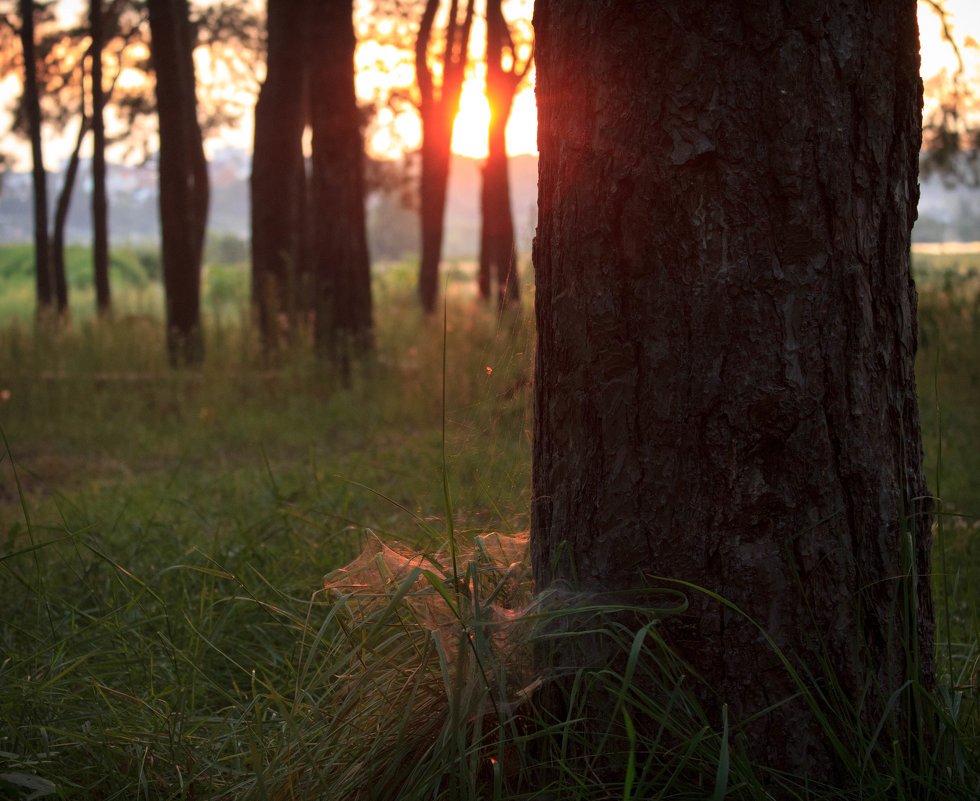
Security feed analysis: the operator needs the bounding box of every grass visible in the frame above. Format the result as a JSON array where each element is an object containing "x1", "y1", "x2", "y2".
[
  {"x1": 0, "y1": 246, "x2": 977, "y2": 798},
  {"x1": 914, "y1": 251, "x2": 980, "y2": 660}
]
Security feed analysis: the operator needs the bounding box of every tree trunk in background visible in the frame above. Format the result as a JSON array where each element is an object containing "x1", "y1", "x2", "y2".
[
  {"x1": 19, "y1": 0, "x2": 53, "y2": 315},
  {"x1": 415, "y1": 0, "x2": 474, "y2": 314},
  {"x1": 250, "y1": 0, "x2": 310, "y2": 353},
  {"x1": 532, "y1": 0, "x2": 933, "y2": 788},
  {"x1": 90, "y1": 0, "x2": 111, "y2": 315},
  {"x1": 148, "y1": 0, "x2": 209, "y2": 366},
  {"x1": 478, "y1": 0, "x2": 526, "y2": 309},
  {"x1": 51, "y1": 116, "x2": 90, "y2": 316},
  {"x1": 417, "y1": 115, "x2": 451, "y2": 314},
  {"x1": 309, "y1": 0, "x2": 372, "y2": 371}
]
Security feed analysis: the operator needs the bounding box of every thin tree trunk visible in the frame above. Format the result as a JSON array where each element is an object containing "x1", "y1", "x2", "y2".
[
  {"x1": 309, "y1": 0, "x2": 373, "y2": 371},
  {"x1": 532, "y1": 0, "x2": 932, "y2": 789},
  {"x1": 418, "y1": 126, "x2": 451, "y2": 313},
  {"x1": 250, "y1": 0, "x2": 310, "y2": 353},
  {"x1": 90, "y1": 0, "x2": 111, "y2": 315},
  {"x1": 478, "y1": 0, "x2": 526, "y2": 309},
  {"x1": 19, "y1": 0, "x2": 53, "y2": 315},
  {"x1": 51, "y1": 115, "x2": 91, "y2": 317},
  {"x1": 148, "y1": 0, "x2": 209, "y2": 366},
  {"x1": 415, "y1": 0, "x2": 474, "y2": 314},
  {"x1": 478, "y1": 123, "x2": 515, "y2": 307}
]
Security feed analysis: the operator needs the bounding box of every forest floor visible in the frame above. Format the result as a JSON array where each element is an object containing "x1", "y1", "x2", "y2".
[{"x1": 0, "y1": 249, "x2": 976, "y2": 799}]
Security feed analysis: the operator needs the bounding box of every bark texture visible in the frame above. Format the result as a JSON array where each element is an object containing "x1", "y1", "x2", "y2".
[
  {"x1": 477, "y1": 0, "x2": 527, "y2": 309},
  {"x1": 148, "y1": 0, "x2": 209, "y2": 365},
  {"x1": 415, "y1": 0, "x2": 474, "y2": 314},
  {"x1": 309, "y1": 0, "x2": 373, "y2": 367},
  {"x1": 531, "y1": 0, "x2": 933, "y2": 785}
]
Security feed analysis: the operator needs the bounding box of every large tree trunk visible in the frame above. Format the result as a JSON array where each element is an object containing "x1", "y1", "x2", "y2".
[
  {"x1": 148, "y1": 0, "x2": 209, "y2": 366},
  {"x1": 415, "y1": 0, "x2": 474, "y2": 314},
  {"x1": 308, "y1": 0, "x2": 372, "y2": 371},
  {"x1": 531, "y1": 0, "x2": 933, "y2": 789},
  {"x1": 90, "y1": 0, "x2": 111, "y2": 315},
  {"x1": 250, "y1": 0, "x2": 310, "y2": 353},
  {"x1": 477, "y1": 0, "x2": 523, "y2": 309},
  {"x1": 19, "y1": 0, "x2": 53, "y2": 315}
]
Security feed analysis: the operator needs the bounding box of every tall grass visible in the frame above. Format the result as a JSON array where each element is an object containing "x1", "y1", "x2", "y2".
[
  {"x1": 0, "y1": 254, "x2": 977, "y2": 798},
  {"x1": 0, "y1": 262, "x2": 533, "y2": 798}
]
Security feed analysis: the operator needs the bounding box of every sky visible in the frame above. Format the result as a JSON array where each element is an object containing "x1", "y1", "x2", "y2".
[
  {"x1": 0, "y1": 1, "x2": 978, "y2": 168},
  {"x1": 369, "y1": 0, "x2": 980, "y2": 161},
  {"x1": 919, "y1": 0, "x2": 980, "y2": 114}
]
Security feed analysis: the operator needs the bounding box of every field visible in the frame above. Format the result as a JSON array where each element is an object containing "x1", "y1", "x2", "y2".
[{"x1": 0, "y1": 245, "x2": 977, "y2": 799}]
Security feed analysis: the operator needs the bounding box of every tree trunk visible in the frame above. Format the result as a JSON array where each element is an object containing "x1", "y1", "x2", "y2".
[
  {"x1": 415, "y1": 0, "x2": 474, "y2": 314},
  {"x1": 477, "y1": 0, "x2": 523, "y2": 309},
  {"x1": 19, "y1": 0, "x2": 53, "y2": 315},
  {"x1": 250, "y1": 0, "x2": 310, "y2": 353},
  {"x1": 478, "y1": 120, "x2": 517, "y2": 309},
  {"x1": 531, "y1": 0, "x2": 933, "y2": 788},
  {"x1": 308, "y1": 0, "x2": 373, "y2": 371},
  {"x1": 52, "y1": 116, "x2": 90, "y2": 317},
  {"x1": 418, "y1": 120, "x2": 451, "y2": 314},
  {"x1": 90, "y1": 0, "x2": 111, "y2": 315},
  {"x1": 148, "y1": 0, "x2": 209, "y2": 366}
]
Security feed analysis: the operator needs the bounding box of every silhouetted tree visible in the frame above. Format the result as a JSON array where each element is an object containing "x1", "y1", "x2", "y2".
[
  {"x1": 309, "y1": 0, "x2": 372, "y2": 367},
  {"x1": 90, "y1": 0, "x2": 110, "y2": 313},
  {"x1": 147, "y1": 0, "x2": 208, "y2": 365},
  {"x1": 251, "y1": 0, "x2": 372, "y2": 365},
  {"x1": 250, "y1": 0, "x2": 310, "y2": 351},
  {"x1": 3, "y1": 0, "x2": 258, "y2": 323},
  {"x1": 51, "y1": 108, "x2": 88, "y2": 316},
  {"x1": 415, "y1": 0, "x2": 474, "y2": 313},
  {"x1": 477, "y1": 0, "x2": 529, "y2": 310},
  {"x1": 18, "y1": 0, "x2": 52, "y2": 315},
  {"x1": 532, "y1": 0, "x2": 933, "y2": 791}
]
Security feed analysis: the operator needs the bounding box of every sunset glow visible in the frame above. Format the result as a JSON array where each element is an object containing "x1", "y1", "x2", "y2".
[
  {"x1": 451, "y1": 79, "x2": 492, "y2": 159},
  {"x1": 918, "y1": 0, "x2": 980, "y2": 79},
  {"x1": 918, "y1": 0, "x2": 980, "y2": 140},
  {"x1": 0, "y1": 2, "x2": 974, "y2": 168},
  {"x1": 362, "y1": 67, "x2": 537, "y2": 161}
]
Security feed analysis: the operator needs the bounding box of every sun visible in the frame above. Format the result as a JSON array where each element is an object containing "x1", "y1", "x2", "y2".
[
  {"x1": 451, "y1": 72, "x2": 538, "y2": 159},
  {"x1": 452, "y1": 79, "x2": 492, "y2": 158}
]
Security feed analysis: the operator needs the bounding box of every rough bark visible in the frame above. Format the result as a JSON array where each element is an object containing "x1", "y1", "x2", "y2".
[
  {"x1": 308, "y1": 0, "x2": 373, "y2": 370},
  {"x1": 19, "y1": 0, "x2": 52, "y2": 314},
  {"x1": 90, "y1": 0, "x2": 111, "y2": 315},
  {"x1": 477, "y1": 0, "x2": 527, "y2": 309},
  {"x1": 531, "y1": 0, "x2": 933, "y2": 788},
  {"x1": 148, "y1": 0, "x2": 209, "y2": 366},
  {"x1": 415, "y1": 0, "x2": 474, "y2": 314}
]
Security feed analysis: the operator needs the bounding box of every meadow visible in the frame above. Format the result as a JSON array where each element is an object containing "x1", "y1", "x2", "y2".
[{"x1": 0, "y1": 245, "x2": 977, "y2": 799}]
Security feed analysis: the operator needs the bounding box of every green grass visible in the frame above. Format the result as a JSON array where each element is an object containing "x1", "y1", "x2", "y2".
[
  {"x1": 0, "y1": 245, "x2": 976, "y2": 799},
  {"x1": 0, "y1": 244, "x2": 160, "y2": 324},
  {"x1": 916, "y1": 254, "x2": 980, "y2": 513}
]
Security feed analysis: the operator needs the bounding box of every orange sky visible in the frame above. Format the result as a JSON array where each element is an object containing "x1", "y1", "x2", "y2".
[
  {"x1": 353, "y1": 0, "x2": 536, "y2": 160},
  {"x1": 919, "y1": 0, "x2": 980, "y2": 129},
  {"x1": 0, "y1": 1, "x2": 976, "y2": 166},
  {"x1": 360, "y1": 0, "x2": 978, "y2": 161}
]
